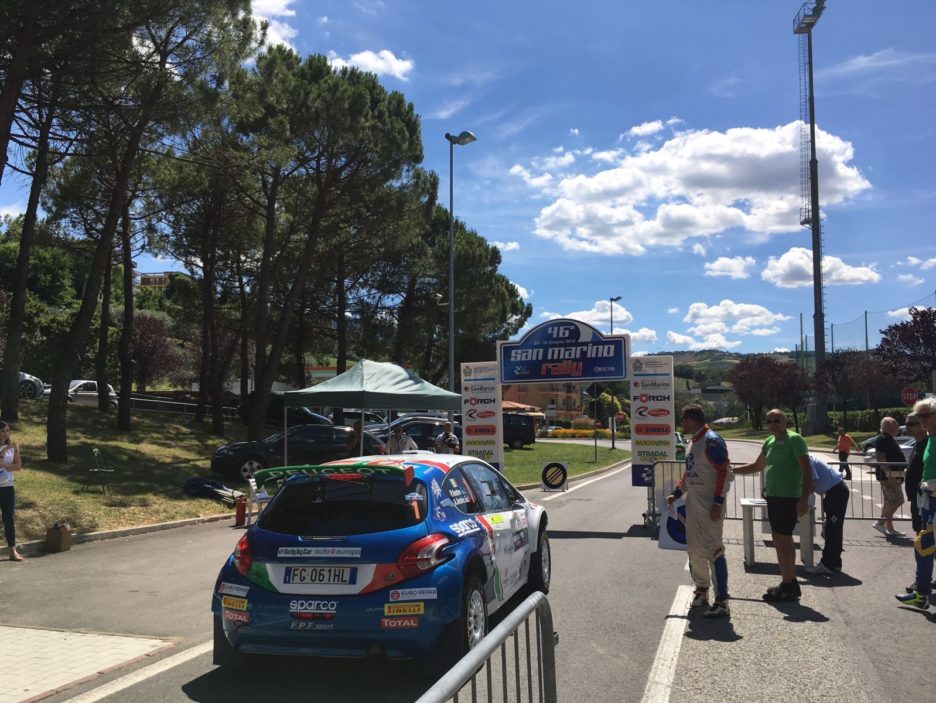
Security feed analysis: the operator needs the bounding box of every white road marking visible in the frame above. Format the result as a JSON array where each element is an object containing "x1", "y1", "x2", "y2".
[
  {"x1": 62, "y1": 641, "x2": 212, "y2": 703},
  {"x1": 539, "y1": 466, "x2": 628, "y2": 501},
  {"x1": 684, "y1": 558, "x2": 690, "y2": 572},
  {"x1": 641, "y1": 585, "x2": 692, "y2": 703}
]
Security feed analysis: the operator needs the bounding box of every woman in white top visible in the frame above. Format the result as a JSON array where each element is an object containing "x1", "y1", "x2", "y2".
[{"x1": 0, "y1": 421, "x2": 24, "y2": 561}]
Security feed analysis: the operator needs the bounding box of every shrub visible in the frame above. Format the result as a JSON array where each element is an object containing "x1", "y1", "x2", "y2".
[{"x1": 829, "y1": 407, "x2": 911, "y2": 432}]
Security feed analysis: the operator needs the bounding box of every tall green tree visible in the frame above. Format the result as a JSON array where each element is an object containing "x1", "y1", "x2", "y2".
[{"x1": 877, "y1": 306, "x2": 936, "y2": 388}]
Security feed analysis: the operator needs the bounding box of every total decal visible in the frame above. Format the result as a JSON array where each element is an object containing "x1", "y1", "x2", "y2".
[
  {"x1": 629, "y1": 355, "x2": 676, "y2": 487},
  {"x1": 461, "y1": 361, "x2": 505, "y2": 471}
]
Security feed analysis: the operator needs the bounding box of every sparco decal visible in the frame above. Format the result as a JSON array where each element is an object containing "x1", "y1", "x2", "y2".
[
  {"x1": 466, "y1": 409, "x2": 496, "y2": 419},
  {"x1": 289, "y1": 599, "x2": 338, "y2": 620},
  {"x1": 638, "y1": 394, "x2": 671, "y2": 403},
  {"x1": 635, "y1": 406, "x2": 670, "y2": 418},
  {"x1": 634, "y1": 423, "x2": 671, "y2": 435},
  {"x1": 466, "y1": 424, "x2": 497, "y2": 436}
]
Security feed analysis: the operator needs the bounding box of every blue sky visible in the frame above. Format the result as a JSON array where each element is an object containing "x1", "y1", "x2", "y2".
[{"x1": 4, "y1": 1, "x2": 935, "y2": 355}]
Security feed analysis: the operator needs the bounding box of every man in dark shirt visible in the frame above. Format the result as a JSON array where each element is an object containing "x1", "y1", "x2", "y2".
[
  {"x1": 905, "y1": 413, "x2": 928, "y2": 533},
  {"x1": 872, "y1": 416, "x2": 907, "y2": 536}
]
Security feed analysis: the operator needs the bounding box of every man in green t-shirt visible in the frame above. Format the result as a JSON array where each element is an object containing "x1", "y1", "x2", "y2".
[{"x1": 735, "y1": 409, "x2": 814, "y2": 603}]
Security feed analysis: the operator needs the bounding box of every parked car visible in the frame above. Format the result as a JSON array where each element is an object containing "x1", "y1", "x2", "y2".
[
  {"x1": 861, "y1": 435, "x2": 915, "y2": 464},
  {"x1": 211, "y1": 454, "x2": 550, "y2": 673},
  {"x1": 503, "y1": 412, "x2": 536, "y2": 450},
  {"x1": 238, "y1": 392, "x2": 332, "y2": 429},
  {"x1": 18, "y1": 371, "x2": 45, "y2": 399},
  {"x1": 368, "y1": 416, "x2": 463, "y2": 451},
  {"x1": 329, "y1": 409, "x2": 387, "y2": 426},
  {"x1": 48, "y1": 380, "x2": 119, "y2": 407},
  {"x1": 211, "y1": 424, "x2": 384, "y2": 481}
]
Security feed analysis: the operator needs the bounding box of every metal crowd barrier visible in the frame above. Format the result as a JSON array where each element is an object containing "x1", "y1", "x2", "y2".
[
  {"x1": 648, "y1": 459, "x2": 912, "y2": 528},
  {"x1": 415, "y1": 591, "x2": 558, "y2": 703}
]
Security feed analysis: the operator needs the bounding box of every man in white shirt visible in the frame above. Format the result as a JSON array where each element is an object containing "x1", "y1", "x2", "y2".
[{"x1": 387, "y1": 425, "x2": 418, "y2": 454}]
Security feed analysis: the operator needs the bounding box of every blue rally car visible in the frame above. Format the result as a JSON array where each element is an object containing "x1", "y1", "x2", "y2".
[{"x1": 211, "y1": 453, "x2": 550, "y2": 671}]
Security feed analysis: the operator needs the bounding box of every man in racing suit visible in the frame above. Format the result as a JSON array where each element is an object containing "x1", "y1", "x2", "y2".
[{"x1": 667, "y1": 404, "x2": 733, "y2": 618}]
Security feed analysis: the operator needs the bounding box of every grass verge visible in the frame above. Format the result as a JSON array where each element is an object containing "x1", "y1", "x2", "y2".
[{"x1": 5, "y1": 403, "x2": 629, "y2": 543}]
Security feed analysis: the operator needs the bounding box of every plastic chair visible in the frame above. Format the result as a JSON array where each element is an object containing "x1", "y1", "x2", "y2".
[
  {"x1": 80, "y1": 448, "x2": 115, "y2": 494},
  {"x1": 246, "y1": 477, "x2": 271, "y2": 526}
]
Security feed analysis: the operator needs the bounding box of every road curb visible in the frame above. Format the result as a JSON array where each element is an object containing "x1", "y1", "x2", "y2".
[
  {"x1": 7, "y1": 458, "x2": 634, "y2": 558},
  {"x1": 9, "y1": 511, "x2": 234, "y2": 558}
]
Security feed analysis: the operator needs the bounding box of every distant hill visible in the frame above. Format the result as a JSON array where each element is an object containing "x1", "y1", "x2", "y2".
[{"x1": 647, "y1": 349, "x2": 808, "y2": 383}]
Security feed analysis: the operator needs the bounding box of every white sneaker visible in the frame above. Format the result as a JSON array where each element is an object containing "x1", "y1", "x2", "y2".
[
  {"x1": 806, "y1": 562, "x2": 835, "y2": 575},
  {"x1": 873, "y1": 523, "x2": 888, "y2": 536},
  {"x1": 886, "y1": 527, "x2": 906, "y2": 537}
]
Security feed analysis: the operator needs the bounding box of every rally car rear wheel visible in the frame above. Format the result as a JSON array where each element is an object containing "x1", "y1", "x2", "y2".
[
  {"x1": 528, "y1": 528, "x2": 551, "y2": 594},
  {"x1": 463, "y1": 575, "x2": 487, "y2": 652}
]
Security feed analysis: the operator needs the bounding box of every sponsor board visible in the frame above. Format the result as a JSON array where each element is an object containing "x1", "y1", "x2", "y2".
[
  {"x1": 384, "y1": 602, "x2": 424, "y2": 616},
  {"x1": 461, "y1": 361, "x2": 504, "y2": 470},
  {"x1": 631, "y1": 357, "x2": 672, "y2": 374},
  {"x1": 221, "y1": 596, "x2": 248, "y2": 611},
  {"x1": 389, "y1": 588, "x2": 438, "y2": 601},
  {"x1": 637, "y1": 438, "x2": 671, "y2": 447},
  {"x1": 218, "y1": 582, "x2": 249, "y2": 597},
  {"x1": 277, "y1": 547, "x2": 361, "y2": 558},
  {"x1": 631, "y1": 379, "x2": 672, "y2": 390},
  {"x1": 381, "y1": 617, "x2": 420, "y2": 630},
  {"x1": 498, "y1": 319, "x2": 629, "y2": 384},
  {"x1": 637, "y1": 394, "x2": 670, "y2": 403}
]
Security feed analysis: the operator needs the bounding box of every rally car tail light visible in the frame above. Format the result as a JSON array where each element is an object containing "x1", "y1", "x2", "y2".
[
  {"x1": 397, "y1": 534, "x2": 452, "y2": 579},
  {"x1": 234, "y1": 533, "x2": 252, "y2": 576}
]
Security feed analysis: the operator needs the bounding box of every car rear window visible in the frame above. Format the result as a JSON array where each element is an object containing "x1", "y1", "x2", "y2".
[{"x1": 259, "y1": 477, "x2": 427, "y2": 536}]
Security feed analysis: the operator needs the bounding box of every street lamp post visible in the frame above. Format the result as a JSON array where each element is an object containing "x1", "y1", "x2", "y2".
[
  {"x1": 609, "y1": 296, "x2": 621, "y2": 449},
  {"x1": 444, "y1": 130, "x2": 476, "y2": 413}
]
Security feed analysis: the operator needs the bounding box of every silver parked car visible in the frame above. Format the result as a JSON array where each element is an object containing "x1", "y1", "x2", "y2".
[
  {"x1": 18, "y1": 371, "x2": 45, "y2": 399},
  {"x1": 44, "y1": 380, "x2": 119, "y2": 408},
  {"x1": 861, "y1": 435, "x2": 916, "y2": 464}
]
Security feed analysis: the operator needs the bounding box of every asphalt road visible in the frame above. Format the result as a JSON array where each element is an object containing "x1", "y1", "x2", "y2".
[{"x1": 3, "y1": 440, "x2": 933, "y2": 702}]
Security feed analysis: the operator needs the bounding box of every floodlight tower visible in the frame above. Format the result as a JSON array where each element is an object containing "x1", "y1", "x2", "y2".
[{"x1": 794, "y1": 0, "x2": 827, "y2": 425}]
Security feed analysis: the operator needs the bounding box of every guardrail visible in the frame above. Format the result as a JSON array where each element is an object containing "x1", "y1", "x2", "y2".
[
  {"x1": 415, "y1": 591, "x2": 558, "y2": 703},
  {"x1": 127, "y1": 395, "x2": 240, "y2": 420}
]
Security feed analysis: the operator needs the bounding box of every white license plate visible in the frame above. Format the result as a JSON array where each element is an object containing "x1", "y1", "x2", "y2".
[{"x1": 283, "y1": 566, "x2": 358, "y2": 585}]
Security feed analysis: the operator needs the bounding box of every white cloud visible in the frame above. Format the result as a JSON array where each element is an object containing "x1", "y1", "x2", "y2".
[
  {"x1": 887, "y1": 307, "x2": 911, "y2": 319},
  {"x1": 819, "y1": 48, "x2": 936, "y2": 80},
  {"x1": 327, "y1": 49, "x2": 413, "y2": 81},
  {"x1": 0, "y1": 203, "x2": 24, "y2": 218},
  {"x1": 508, "y1": 164, "x2": 553, "y2": 189},
  {"x1": 692, "y1": 243, "x2": 706, "y2": 256},
  {"x1": 591, "y1": 149, "x2": 625, "y2": 163},
  {"x1": 493, "y1": 241, "x2": 520, "y2": 252},
  {"x1": 537, "y1": 151, "x2": 575, "y2": 170},
  {"x1": 772, "y1": 347, "x2": 791, "y2": 353},
  {"x1": 625, "y1": 120, "x2": 664, "y2": 138},
  {"x1": 898, "y1": 273, "x2": 924, "y2": 286},
  {"x1": 428, "y1": 98, "x2": 471, "y2": 120},
  {"x1": 511, "y1": 282, "x2": 529, "y2": 299},
  {"x1": 761, "y1": 247, "x2": 881, "y2": 288},
  {"x1": 542, "y1": 300, "x2": 635, "y2": 331},
  {"x1": 515, "y1": 121, "x2": 869, "y2": 255},
  {"x1": 666, "y1": 330, "x2": 742, "y2": 351},
  {"x1": 683, "y1": 299, "x2": 790, "y2": 337},
  {"x1": 704, "y1": 255, "x2": 756, "y2": 279},
  {"x1": 569, "y1": 128, "x2": 580, "y2": 136},
  {"x1": 252, "y1": 0, "x2": 298, "y2": 48},
  {"x1": 621, "y1": 327, "x2": 658, "y2": 344},
  {"x1": 317, "y1": 15, "x2": 329, "y2": 24},
  {"x1": 907, "y1": 256, "x2": 936, "y2": 270},
  {"x1": 667, "y1": 307, "x2": 679, "y2": 314}
]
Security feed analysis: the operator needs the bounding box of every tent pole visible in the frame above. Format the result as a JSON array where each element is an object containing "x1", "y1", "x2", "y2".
[{"x1": 283, "y1": 406, "x2": 288, "y2": 465}]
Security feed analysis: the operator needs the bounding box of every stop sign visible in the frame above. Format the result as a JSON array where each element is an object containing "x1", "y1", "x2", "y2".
[{"x1": 901, "y1": 386, "x2": 918, "y2": 407}]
